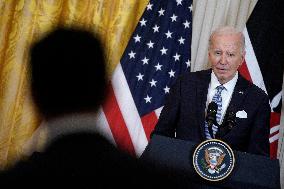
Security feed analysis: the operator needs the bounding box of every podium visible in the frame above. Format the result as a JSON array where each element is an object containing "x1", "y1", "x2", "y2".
[{"x1": 140, "y1": 135, "x2": 280, "y2": 189}]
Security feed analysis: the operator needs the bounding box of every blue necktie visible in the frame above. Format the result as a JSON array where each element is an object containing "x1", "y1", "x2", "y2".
[{"x1": 205, "y1": 85, "x2": 225, "y2": 139}]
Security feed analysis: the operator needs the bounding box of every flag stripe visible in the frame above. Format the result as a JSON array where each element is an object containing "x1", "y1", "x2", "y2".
[
  {"x1": 95, "y1": 108, "x2": 116, "y2": 145},
  {"x1": 243, "y1": 27, "x2": 267, "y2": 93},
  {"x1": 238, "y1": 60, "x2": 252, "y2": 82},
  {"x1": 141, "y1": 111, "x2": 158, "y2": 141},
  {"x1": 270, "y1": 141, "x2": 279, "y2": 158},
  {"x1": 269, "y1": 133, "x2": 279, "y2": 143},
  {"x1": 102, "y1": 84, "x2": 136, "y2": 156},
  {"x1": 270, "y1": 112, "x2": 281, "y2": 125},
  {"x1": 270, "y1": 125, "x2": 280, "y2": 135},
  {"x1": 155, "y1": 106, "x2": 163, "y2": 118},
  {"x1": 270, "y1": 112, "x2": 281, "y2": 136},
  {"x1": 111, "y1": 64, "x2": 148, "y2": 156}
]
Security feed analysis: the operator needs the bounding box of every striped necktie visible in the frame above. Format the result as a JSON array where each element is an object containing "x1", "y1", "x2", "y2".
[{"x1": 205, "y1": 85, "x2": 225, "y2": 139}]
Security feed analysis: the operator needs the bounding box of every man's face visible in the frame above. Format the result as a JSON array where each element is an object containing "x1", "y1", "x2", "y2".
[{"x1": 208, "y1": 34, "x2": 245, "y2": 84}]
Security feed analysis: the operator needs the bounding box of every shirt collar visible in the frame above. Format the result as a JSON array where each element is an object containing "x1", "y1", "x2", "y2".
[{"x1": 210, "y1": 71, "x2": 238, "y2": 92}]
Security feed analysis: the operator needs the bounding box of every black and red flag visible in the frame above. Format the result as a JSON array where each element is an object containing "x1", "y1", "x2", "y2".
[{"x1": 239, "y1": 0, "x2": 284, "y2": 159}]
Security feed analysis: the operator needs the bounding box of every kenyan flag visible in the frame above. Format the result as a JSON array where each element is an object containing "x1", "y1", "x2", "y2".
[{"x1": 239, "y1": 0, "x2": 284, "y2": 159}]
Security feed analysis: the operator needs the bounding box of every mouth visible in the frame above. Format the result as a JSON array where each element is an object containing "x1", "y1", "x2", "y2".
[{"x1": 216, "y1": 67, "x2": 227, "y2": 73}]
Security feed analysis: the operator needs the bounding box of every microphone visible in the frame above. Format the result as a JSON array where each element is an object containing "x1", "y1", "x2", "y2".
[
  {"x1": 226, "y1": 111, "x2": 236, "y2": 130},
  {"x1": 206, "y1": 101, "x2": 218, "y2": 138},
  {"x1": 216, "y1": 110, "x2": 236, "y2": 138}
]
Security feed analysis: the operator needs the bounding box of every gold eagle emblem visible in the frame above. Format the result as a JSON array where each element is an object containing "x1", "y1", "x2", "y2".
[{"x1": 205, "y1": 149, "x2": 225, "y2": 173}]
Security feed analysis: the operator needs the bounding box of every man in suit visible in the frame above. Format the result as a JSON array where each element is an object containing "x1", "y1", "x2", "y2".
[{"x1": 151, "y1": 26, "x2": 270, "y2": 157}]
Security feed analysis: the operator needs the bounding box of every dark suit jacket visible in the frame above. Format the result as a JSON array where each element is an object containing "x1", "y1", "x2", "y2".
[{"x1": 152, "y1": 69, "x2": 270, "y2": 156}]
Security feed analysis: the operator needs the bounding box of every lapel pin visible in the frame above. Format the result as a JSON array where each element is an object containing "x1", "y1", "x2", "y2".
[{"x1": 238, "y1": 91, "x2": 244, "y2": 94}]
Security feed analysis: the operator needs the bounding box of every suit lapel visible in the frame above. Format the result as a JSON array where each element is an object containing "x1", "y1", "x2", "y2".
[
  {"x1": 196, "y1": 70, "x2": 211, "y2": 140},
  {"x1": 226, "y1": 74, "x2": 251, "y2": 113},
  {"x1": 221, "y1": 74, "x2": 251, "y2": 139}
]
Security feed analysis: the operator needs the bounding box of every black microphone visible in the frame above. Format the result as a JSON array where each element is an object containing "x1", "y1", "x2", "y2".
[
  {"x1": 216, "y1": 110, "x2": 236, "y2": 138},
  {"x1": 226, "y1": 111, "x2": 236, "y2": 130},
  {"x1": 206, "y1": 101, "x2": 218, "y2": 138}
]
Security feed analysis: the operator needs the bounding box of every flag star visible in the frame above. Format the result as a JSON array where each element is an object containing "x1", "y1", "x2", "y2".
[
  {"x1": 128, "y1": 51, "x2": 136, "y2": 59},
  {"x1": 183, "y1": 20, "x2": 190, "y2": 28},
  {"x1": 189, "y1": 4, "x2": 193, "y2": 12},
  {"x1": 173, "y1": 53, "x2": 181, "y2": 61},
  {"x1": 154, "y1": 63, "x2": 162, "y2": 71},
  {"x1": 146, "y1": 40, "x2": 154, "y2": 48},
  {"x1": 144, "y1": 95, "x2": 152, "y2": 103},
  {"x1": 160, "y1": 47, "x2": 168, "y2": 55},
  {"x1": 146, "y1": 3, "x2": 153, "y2": 10},
  {"x1": 185, "y1": 59, "x2": 191, "y2": 68},
  {"x1": 165, "y1": 30, "x2": 173, "y2": 38},
  {"x1": 168, "y1": 69, "x2": 175, "y2": 78},
  {"x1": 136, "y1": 73, "x2": 144, "y2": 81},
  {"x1": 139, "y1": 18, "x2": 147, "y2": 26},
  {"x1": 133, "y1": 34, "x2": 141, "y2": 43},
  {"x1": 170, "y1": 14, "x2": 178, "y2": 22},
  {"x1": 158, "y1": 8, "x2": 165, "y2": 16},
  {"x1": 149, "y1": 79, "x2": 157, "y2": 87},
  {"x1": 178, "y1": 36, "x2": 185, "y2": 44},
  {"x1": 152, "y1": 25, "x2": 160, "y2": 33},
  {"x1": 176, "y1": 0, "x2": 183, "y2": 5},
  {"x1": 164, "y1": 86, "x2": 170, "y2": 94},
  {"x1": 141, "y1": 56, "x2": 149, "y2": 65}
]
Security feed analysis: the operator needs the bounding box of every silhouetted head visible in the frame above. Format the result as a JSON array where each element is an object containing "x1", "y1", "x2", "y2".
[{"x1": 30, "y1": 27, "x2": 107, "y2": 119}]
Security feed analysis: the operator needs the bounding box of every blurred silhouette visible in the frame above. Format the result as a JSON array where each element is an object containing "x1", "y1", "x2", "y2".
[{"x1": 0, "y1": 28, "x2": 185, "y2": 188}]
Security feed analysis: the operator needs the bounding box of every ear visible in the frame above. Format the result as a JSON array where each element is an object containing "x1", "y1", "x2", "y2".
[
  {"x1": 242, "y1": 50, "x2": 246, "y2": 61},
  {"x1": 208, "y1": 49, "x2": 212, "y2": 58},
  {"x1": 239, "y1": 50, "x2": 246, "y2": 66}
]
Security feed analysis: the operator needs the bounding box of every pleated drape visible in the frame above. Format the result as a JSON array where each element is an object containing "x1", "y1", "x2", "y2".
[
  {"x1": 0, "y1": 0, "x2": 148, "y2": 169},
  {"x1": 191, "y1": 0, "x2": 257, "y2": 71}
]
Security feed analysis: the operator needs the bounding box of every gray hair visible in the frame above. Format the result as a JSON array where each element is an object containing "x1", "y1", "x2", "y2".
[{"x1": 208, "y1": 26, "x2": 245, "y2": 53}]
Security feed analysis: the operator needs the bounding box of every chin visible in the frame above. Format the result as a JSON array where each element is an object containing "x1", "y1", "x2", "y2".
[{"x1": 216, "y1": 75, "x2": 228, "y2": 84}]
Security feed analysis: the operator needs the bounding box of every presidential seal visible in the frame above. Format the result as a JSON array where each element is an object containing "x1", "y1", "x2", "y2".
[{"x1": 193, "y1": 139, "x2": 235, "y2": 181}]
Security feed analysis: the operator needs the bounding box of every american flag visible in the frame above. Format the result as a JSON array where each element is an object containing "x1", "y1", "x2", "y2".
[{"x1": 95, "y1": 0, "x2": 192, "y2": 156}]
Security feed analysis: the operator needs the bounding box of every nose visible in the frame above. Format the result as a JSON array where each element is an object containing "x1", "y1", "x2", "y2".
[{"x1": 219, "y1": 54, "x2": 227, "y2": 65}]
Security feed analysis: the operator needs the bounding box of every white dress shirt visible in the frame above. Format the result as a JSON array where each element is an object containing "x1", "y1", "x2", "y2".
[{"x1": 206, "y1": 71, "x2": 238, "y2": 124}]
